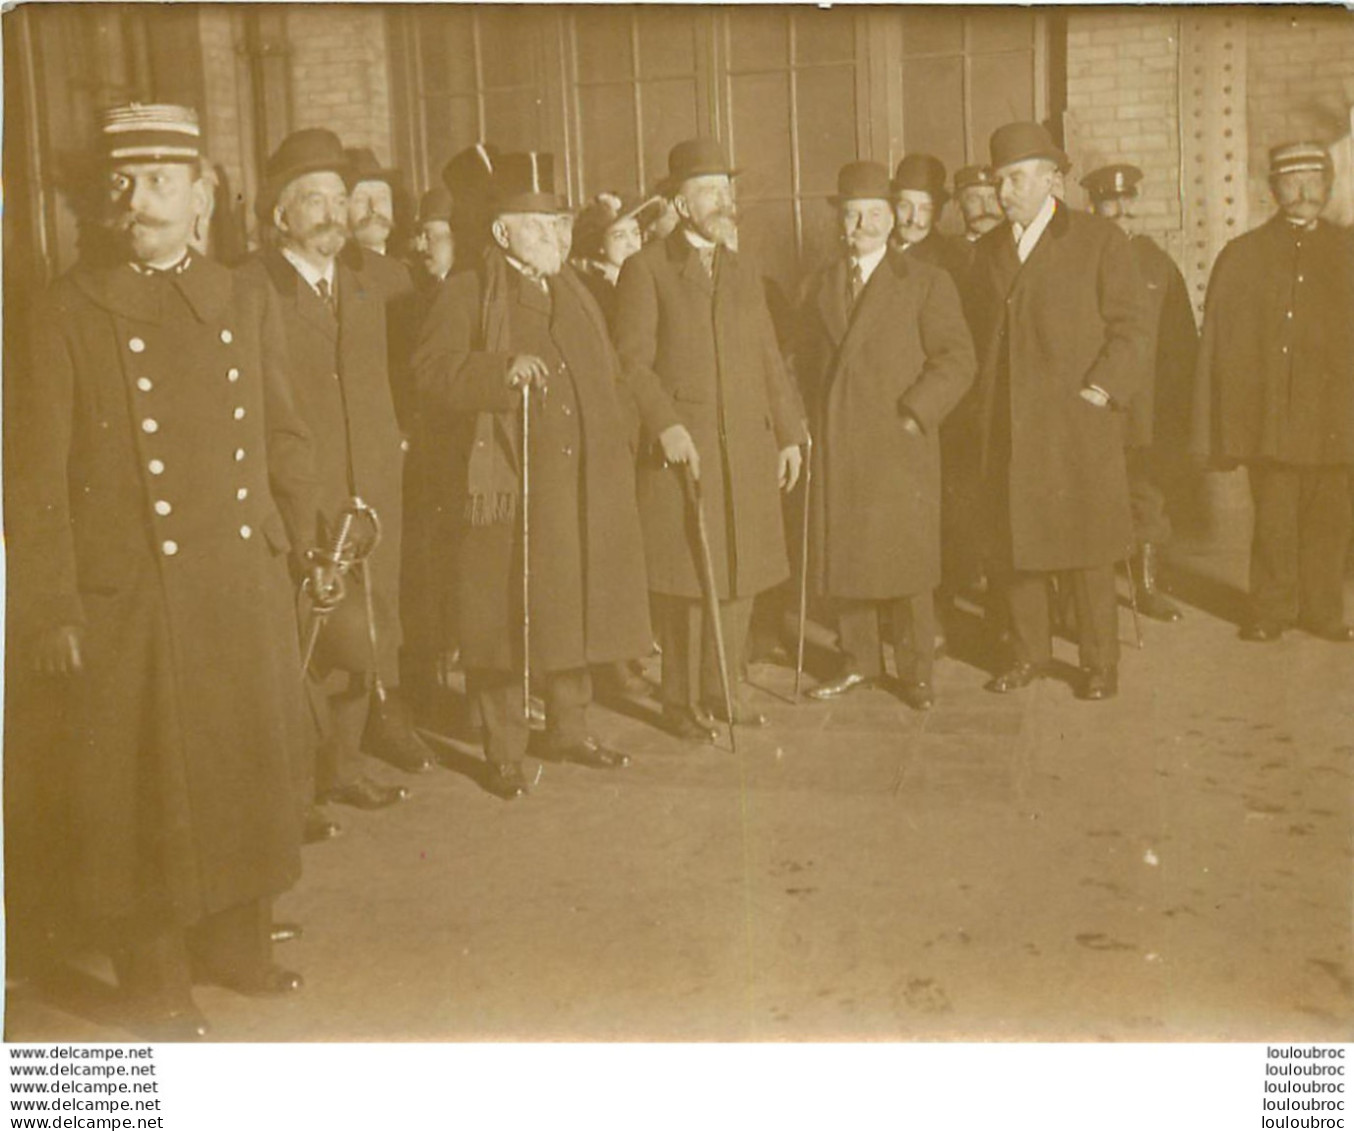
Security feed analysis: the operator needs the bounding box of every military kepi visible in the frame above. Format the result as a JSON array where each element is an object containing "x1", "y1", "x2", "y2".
[
  {"x1": 954, "y1": 165, "x2": 996, "y2": 192},
  {"x1": 1080, "y1": 164, "x2": 1143, "y2": 201},
  {"x1": 101, "y1": 103, "x2": 202, "y2": 164},
  {"x1": 1268, "y1": 141, "x2": 1332, "y2": 177}
]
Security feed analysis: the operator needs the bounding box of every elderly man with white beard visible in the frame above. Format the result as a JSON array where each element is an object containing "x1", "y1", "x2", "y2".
[{"x1": 411, "y1": 153, "x2": 653, "y2": 798}]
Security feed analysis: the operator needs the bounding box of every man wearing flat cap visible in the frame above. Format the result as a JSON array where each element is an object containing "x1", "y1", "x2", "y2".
[
  {"x1": 966, "y1": 121, "x2": 1150, "y2": 700},
  {"x1": 7, "y1": 104, "x2": 319, "y2": 1038},
  {"x1": 239, "y1": 128, "x2": 431, "y2": 825},
  {"x1": 412, "y1": 152, "x2": 653, "y2": 798},
  {"x1": 1083, "y1": 162, "x2": 1199, "y2": 624},
  {"x1": 613, "y1": 137, "x2": 807, "y2": 741},
  {"x1": 1193, "y1": 142, "x2": 1354, "y2": 643},
  {"x1": 890, "y1": 153, "x2": 971, "y2": 291},
  {"x1": 796, "y1": 161, "x2": 976, "y2": 709}
]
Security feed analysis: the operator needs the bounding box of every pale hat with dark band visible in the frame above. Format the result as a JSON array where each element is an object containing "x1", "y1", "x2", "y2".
[
  {"x1": 101, "y1": 103, "x2": 202, "y2": 163},
  {"x1": 1268, "y1": 142, "x2": 1332, "y2": 178}
]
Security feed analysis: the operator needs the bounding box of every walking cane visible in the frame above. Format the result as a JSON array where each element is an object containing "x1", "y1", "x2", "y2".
[
  {"x1": 1123, "y1": 545, "x2": 1144, "y2": 650},
  {"x1": 794, "y1": 433, "x2": 813, "y2": 703},
  {"x1": 521, "y1": 386, "x2": 533, "y2": 720},
  {"x1": 682, "y1": 466, "x2": 738, "y2": 754}
]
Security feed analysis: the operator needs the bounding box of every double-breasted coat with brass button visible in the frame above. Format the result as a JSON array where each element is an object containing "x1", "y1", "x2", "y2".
[
  {"x1": 236, "y1": 249, "x2": 407, "y2": 677},
  {"x1": 411, "y1": 253, "x2": 652, "y2": 675},
  {"x1": 6, "y1": 256, "x2": 318, "y2": 927},
  {"x1": 1192, "y1": 216, "x2": 1354, "y2": 467}
]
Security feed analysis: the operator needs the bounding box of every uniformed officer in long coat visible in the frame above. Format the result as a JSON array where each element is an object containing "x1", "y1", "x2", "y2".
[
  {"x1": 797, "y1": 161, "x2": 976, "y2": 709},
  {"x1": 613, "y1": 138, "x2": 807, "y2": 740},
  {"x1": 1193, "y1": 142, "x2": 1354, "y2": 643},
  {"x1": 412, "y1": 152, "x2": 653, "y2": 797},
  {"x1": 1082, "y1": 163, "x2": 1199, "y2": 623},
  {"x1": 6, "y1": 104, "x2": 317, "y2": 1039},
  {"x1": 237, "y1": 128, "x2": 416, "y2": 823},
  {"x1": 966, "y1": 122, "x2": 1150, "y2": 700}
]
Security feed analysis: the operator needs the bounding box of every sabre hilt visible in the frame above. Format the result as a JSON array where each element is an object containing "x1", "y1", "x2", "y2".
[{"x1": 302, "y1": 496, "x2": 383, "y2": 610}]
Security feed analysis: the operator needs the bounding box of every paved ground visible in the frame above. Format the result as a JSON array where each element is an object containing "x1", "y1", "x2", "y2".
[{"x1": 6, "y1": 509, "x2": 1353, "y2": 1044}]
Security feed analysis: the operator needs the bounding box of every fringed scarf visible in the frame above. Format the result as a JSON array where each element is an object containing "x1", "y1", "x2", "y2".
[{"x1": 464, "y1": 251, "x2": 520, "y2": 526}]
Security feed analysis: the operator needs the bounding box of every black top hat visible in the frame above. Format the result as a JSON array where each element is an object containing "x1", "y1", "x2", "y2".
[
  {"x1": 828, "y1": 161, "x2": 893, "y2": 205},
  {"x1": 953, "y1": 164, "x2": 997, "y2": 193},
  {"x1": 344, "y1": 146, "x2": 400, "y2": 189},
  {"x1": 258, "y1": 128, "x2": 349, "y2": 220},
  {"x1": 989, "y1": 121, "x2": 1070, "y2": 174},
  {"x1": 416, "y1": 185, "x2": 454, "y2": 226},
  {"x1": 892, "y1": 154, "x2": 949, "y2": 206},
  {"x1": 442, "y1": 142, "x2": 499, "y2": 200},
  {"x1": 490, "y1": 152, "x2": 565, "y2": 215},
  {"x1": 660, "y1": 137, "x2": 739, "y2": 195},
  {"x1": 1080, "y1": 164, "x2": 1143, "y2": 201},
  {"x1": 101, "y1": 103, "x2": 203, "y2": 164}
]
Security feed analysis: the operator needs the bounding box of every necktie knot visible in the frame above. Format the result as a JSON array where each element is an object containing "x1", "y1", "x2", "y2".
[
  {"x1": 848, "y1": 261, "x2": 865, "y2": 306},
  {"x1": 315, "y1": 277, "x2": 337, "y2": 317}
]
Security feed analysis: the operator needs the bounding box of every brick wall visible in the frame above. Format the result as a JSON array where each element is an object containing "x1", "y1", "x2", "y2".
[
  {"x1": 285, "y1": 7, "x2": 395, "y2": 163},
  {"x1": 1064, "y1": 10, "x2": 1187, "y2": 262},
  {"x1": 1245, "y1": 7, "x2": 1354, "y2": 227}
]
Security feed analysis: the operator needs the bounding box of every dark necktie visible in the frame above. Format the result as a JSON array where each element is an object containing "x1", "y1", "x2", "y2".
[
  {"x1": 848, "y1": 261, "x2": 865, "y2": 308},
  {"x1": 315, "y1": 277, "x2": 337, "y2": 318}
]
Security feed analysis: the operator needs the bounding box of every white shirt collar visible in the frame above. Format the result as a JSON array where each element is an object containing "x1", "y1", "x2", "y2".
[
  {"x1": 850, "y1": 243, "x2": 888, "y2": 285},
  {"x1": 280, "y1": 246, "x2": 336, "y2": 291},
  {"x1": 504, "y1": 254, "x2": 550, "y2": 291},
  {"x1": 683, "y1": 227, "x2": 717, "y2": 251},
  {"x1": 1012, "y1": 194, "x2": 1057, "y2": 263}
]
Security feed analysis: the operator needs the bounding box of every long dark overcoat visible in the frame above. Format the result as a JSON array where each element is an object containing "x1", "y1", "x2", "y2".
[
  {"x1": 1127, "y1": 234, "x2": 1198, "y2": 451},
  {"x1": 797, "y1": 250, "x2": 976, "y2": 599},
  {"x1": 6, "y1": 257, "x2": 316, "y2": 925},
  {"x1": 966, "y1": 202, "x2": 1149, "y2": 571},
  {"x1": 236, "y1": 249, "x2": 406, "y2": 675},
  {"x1": 1192, "y1": 216, "x2": 1354, "y2": 467},
  {"x1": 411, "y1": 254, "x2": 652, "y2": 673},
  {"x1": 612, "y1": 233, "x2": 807, "y2": 600}
]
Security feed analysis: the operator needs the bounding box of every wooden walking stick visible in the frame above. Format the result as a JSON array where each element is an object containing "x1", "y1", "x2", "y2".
[
  {"x1": 682, "y1": 466, "x2": 737, "y2": 754},
  {"x1": 794, "y1": 433, "x2": 813, "y2": 703}
]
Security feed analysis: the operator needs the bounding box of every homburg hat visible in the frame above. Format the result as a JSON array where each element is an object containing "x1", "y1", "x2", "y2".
[{"x1": 257, "y1": 127, "x2": 350, "y2": 220}]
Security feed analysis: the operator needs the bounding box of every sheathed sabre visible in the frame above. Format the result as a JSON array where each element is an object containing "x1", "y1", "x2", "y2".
[{"x1": 299, "y1": 497, "x2": 382, "y2": 678}]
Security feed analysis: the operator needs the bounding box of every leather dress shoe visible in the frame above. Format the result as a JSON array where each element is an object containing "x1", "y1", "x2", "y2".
[
  {"x1": 896, "y1": 680, "x2": 935, "y2": 711},
  {"x1": 321, "y1": 776, "x2": 410, "y2": 810},
  {"x1": 1138, "y1": 589, "x2": 1183, "y2": 623},
  {"x1": 209, "y1": 964, "x2": 304, "y2": 997},
  {"x1": 701, "y1": 704, "x2": 769, "y2": 727},
  {"x1": 1301, "y1": 621, "x2": 1354, "y2": 643},
  {"x1": 365, "y1": 699, "x2": 437, "y2": 773},
  {"x1": 984, "y1": 661, "x2": 1045, "y2": 693},
  {"x1": 270, "y1": 922, "x2": 303, "y2": 945},
  {"x1": 303, "y1": 806, "x2": 342, "y2": 844},
  {"x1": 137, "y1": 1004, "x2": 211, "y2": 1043},
  {"x1": 660, "y1": 709, "x2": 719, "y2": 745},
  {"x1": 1240, "y1": 621, "x2": 1284, "y2": 643},
  {"x1": 553, "y1": 736, "x2": 631, "y2": 769},
  {"x1": 489, "y1": 761, "x2": 534, "y2": 800},
  {"x1": 1078, "y1": 665, "x2": 1118, "y2": 701},
  {"x1": 807, "y1": 671, "x2": 873, "y2": 701}
]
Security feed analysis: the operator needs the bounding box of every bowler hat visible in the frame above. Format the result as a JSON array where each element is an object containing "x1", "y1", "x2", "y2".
[
  {"x1": 891, "y1": 153, "x2": 949, "y2": 206},
  {"x1": 442, "y1": 142, "x2": 499, "y2": 200},
  {"x1": 989, "y1": 121, "x2": 1070, "y2": 174},
  {"x1": 101, "y1": 103, "x2": 203, "y2": 165},
  {"x1": 416, "y1": 185, "x2": 453, "y2": 226},
  {"x1": 490, "y1": 152, "x2": 565, "y2": 215},
  {"x1": 953, "y1": 164, "x2": 996, "y2": 193},
  {"x1": 344, "y1": 146, "x2": 401, "y2": 190},
  {"x1": 828, "y1": 161, "x2": 893, "y2": 205},
  {"x1": 660, "y1": 137, "x2": 739, "y2": 195},
  {"x1": 1268, "y1": 141, "x2": 1332, "y2": 178},
  {"x1": 258, "y1": 128, "x2": 349, "y2": 220}
]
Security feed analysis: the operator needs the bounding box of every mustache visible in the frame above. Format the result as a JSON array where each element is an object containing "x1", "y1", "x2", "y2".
[{"x1": 114, "y1": 212, "x2": 172, "y2": 233}]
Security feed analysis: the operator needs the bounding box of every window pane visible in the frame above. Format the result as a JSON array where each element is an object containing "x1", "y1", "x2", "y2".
[
  {"x1": 800, "y1": 196, "x2": 844, "y2": 274},
  {"x1": 901, "y1": 56, "x2": 966, "y2": 176},
  {"x1": 578, "y1": 83, "x2": 639, "y2": 198},
  {"x1": 639, "y1": 78, "x2": 701, "y2": 192},
  {"x1": 727, "y1": 8, "x2": 788, "y2": 72},
  {"x1": 483, "y1": 87, "x2": 542, "y2": 152},
  {"x1": 478, "y1": 8, "x2": 538, "y2": 88},
  {"x1": 574, "y1": 8, "x2": 632, "y2": 85},
  {"x1": 729, "y1": 71, "x2": 793, "y2": 199},
  {"x1": 795, "y1": 65, "x2": 857, "y2": 196},
  {"x1": 419, "y1": 9, "x2": 478, "y2": 95},
  {"x1": 901, "y1": 9, "x2": 963, "y2": 56},
  {"x1": 793, "y1": 7, "x2": 856, "y2": 66},
  {"x1": 969, "y1": 52, "x2": 1035, "y2": 164},
  {"x1": 636, "y1": 8, "x2": 696, "y2": 79},
  {"x1": 968, "y1": 8, "x2": 1035, "y2": 54}
]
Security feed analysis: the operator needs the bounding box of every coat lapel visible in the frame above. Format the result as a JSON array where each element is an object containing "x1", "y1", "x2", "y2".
[
  {"x1": 816, "y1": 259, "x2": 850, "y2": 347},
  {"x1": 263, "y1": 248, "x2": 338, "y2": 343},
  {"x1": 837, "y1": 251, "x2": 906, "y2": 372},
  {"x1": 669, "y1": 231, "x2": 715, "y2": 298}
]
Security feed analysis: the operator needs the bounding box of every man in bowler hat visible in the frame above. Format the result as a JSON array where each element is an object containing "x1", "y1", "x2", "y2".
[{"x1": 890, "y1": 152, "x2": 971, "y2": 290}]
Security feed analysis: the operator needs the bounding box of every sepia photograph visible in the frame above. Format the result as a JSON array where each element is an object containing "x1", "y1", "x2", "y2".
[{"x1": 1, "y1": 0, "x2": 1351, "y2": 1097}]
